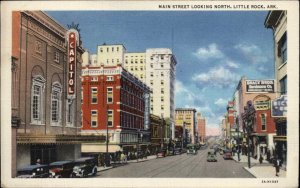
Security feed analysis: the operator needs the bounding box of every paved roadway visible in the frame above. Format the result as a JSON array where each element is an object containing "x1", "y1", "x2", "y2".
[{"x1": 95, "y1": 148, "x2": 254, "y2": 178}]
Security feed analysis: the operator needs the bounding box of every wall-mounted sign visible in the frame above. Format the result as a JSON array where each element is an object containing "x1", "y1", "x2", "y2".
[
  {"x1": 67, "y1": 29, "x2": 79, "y2": 98},
  {"x1": 246, "y1": 80, "x2": 275, "y2": 93},
  {"x1": 254, "y1": 101, "x2": 270, "y2": 111},
  {"x1": 271, "y1": 95, "x2": 287, "y2": 117},
  {"x1": 82, "y1": 68, "x2": 121, "y2": 76}
]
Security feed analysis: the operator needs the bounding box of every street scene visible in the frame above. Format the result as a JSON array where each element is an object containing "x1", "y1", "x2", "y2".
[{"x1": 6, "y1": 4, "x2": 292, "y2": 183}]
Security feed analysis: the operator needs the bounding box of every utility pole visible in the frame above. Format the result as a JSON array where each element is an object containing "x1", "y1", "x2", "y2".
[{"x1": 242, "y1": 100, "x2": 256, "y2": 168}]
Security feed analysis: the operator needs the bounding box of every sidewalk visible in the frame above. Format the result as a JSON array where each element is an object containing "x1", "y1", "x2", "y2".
[
  {"x1": 233, "y1": 154, "x2": 286, "y2": 178},
  {"x1": 97, "y1": 155, "x2": 157, "y2": 172}
]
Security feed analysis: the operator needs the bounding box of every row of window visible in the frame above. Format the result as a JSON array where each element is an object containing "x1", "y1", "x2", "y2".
[
  {"x1": 31, "y1": 75, "x2": 74, "y2": 126},
  {"x1": 125, "y1": 59, "x2": 145, "y2": 64},
  {"x1": 120, "y1": 112, "x2": 144, "y2": 129},
  {"x1": 150, "y1": 72, "x2": 165, "y2": 77},
  {"x1": 35, "y1": 40, "x2": 62, "y2": 64},
  {"x1": 90, "y1": 109, "x2": 113, "y2": 127},
  {"x1": 99, "y1": 46, "x2": 120, "y2": 53},
  {"x1": 120, "y1": 91, "x2": 145, "y2": 111},
  {"x1": 149, "y1": 80, "x2": 165, "y2": 86},
  {"x1": 90, "y1": 87, "x2": 113, "y2": 104},
  {"x1": 121, "y1": 81, "x2": 144, "y2": 98},
  {"x1": 150, "y1": 63, "x2": 164, "y2": 68}
]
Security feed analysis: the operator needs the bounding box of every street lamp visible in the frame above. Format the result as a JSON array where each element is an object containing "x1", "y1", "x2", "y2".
[
  {"x1": 234, "y1": 111, "x2": 241, "y2": 162},
  {"x1": 182, "y1": 121, "x2": 186, "y2": 149},
  {"x1": 242, "y1": 100, "x2": 256, "y2": 168}
]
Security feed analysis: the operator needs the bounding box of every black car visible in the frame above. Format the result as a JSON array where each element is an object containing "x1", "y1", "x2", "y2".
[
  {"x1": 17, "y1": 164, "x2": 50, "y2": 178},
  {"x1": 71, "y1": 157, "x2": 97, "y2": 178},
  {"x1": 49, "y1": 161, "x2": 75, "y2": 178},
  {"x1": 174, "y1": 148, "x2": 182, "y2": 155}
]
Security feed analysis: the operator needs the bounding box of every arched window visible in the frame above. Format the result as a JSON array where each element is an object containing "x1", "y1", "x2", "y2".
[
  {"x1": 51, "y1": 82, "x2": 62, "y2": 126},
  {"x1": 31, "y1": 75, "x2": 46, "y2": 124}
]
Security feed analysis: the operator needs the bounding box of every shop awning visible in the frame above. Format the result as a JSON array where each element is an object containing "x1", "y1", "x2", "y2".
[
  {"x1": 81, "y1": 144, "x2": 121, "y2": 153},
  {"x1": 273, "y1": 136, "x2": 287, "y2": 141},
  {"x1": 17, "y1": 134, "x2": 106, "y2": 144}
]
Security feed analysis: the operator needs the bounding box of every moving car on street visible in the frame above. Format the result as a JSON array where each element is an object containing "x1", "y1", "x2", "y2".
[
  {"x1": 71, "y1": 157, "x2": 97, "y2": 178},
  {"x1": 186, "y1": 144, "x2": 198, "y2": 155},
  {"x1": 223, "y1": 149, "x2": 233, "y2": 160},
  {"x1": 207, "y1": 152, "x2": 217, "y2": 162},
  {"x1": 49, "y1": 160, "x2": 75, "y2": 178},
  {"x1": 17, "y1": 164, "x2": 50, "y2": 178},
  {"x1": 156, "y1": 148, "x2": 167, "y2": 158}
]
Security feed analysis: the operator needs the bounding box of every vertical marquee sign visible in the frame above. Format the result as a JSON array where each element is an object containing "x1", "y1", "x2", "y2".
[{"x1": 66, "y1": 29, "x2": 79, "y2": 98}]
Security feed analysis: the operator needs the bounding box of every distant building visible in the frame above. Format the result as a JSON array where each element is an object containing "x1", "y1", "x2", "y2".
[
  {"x1": 175, "y1": 108, "x2": 197, "y2": 144},
  {"x1": 124, "y1": 52, "x2": 146, "y2": 83},
  {"x1": 265, "y1": 10, "x2": 287, "y2": 169},
  {"x1": 197, "y1": 113, "x2": 206, "y2": 144}
]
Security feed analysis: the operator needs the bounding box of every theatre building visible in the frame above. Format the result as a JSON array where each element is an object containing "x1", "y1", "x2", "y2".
[
  {"x1": 11, "y1": 11, "x2": 102, "y2": 177},
  {"x1": 81, "y1": 63, "x2": 151, "y2": 154}
]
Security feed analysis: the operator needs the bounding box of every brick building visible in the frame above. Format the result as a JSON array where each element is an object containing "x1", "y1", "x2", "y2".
[
  {"x1": 197, "y1": 112, "x2": 206, "y2": 144},
  {"x1": 81, "y1": 64, "x2": 151, "y2": 154}
]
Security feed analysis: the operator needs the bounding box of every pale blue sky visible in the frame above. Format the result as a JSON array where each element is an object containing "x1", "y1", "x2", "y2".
[{"x1": 47, "y1": 11, "x2": 274, "y2": 134}]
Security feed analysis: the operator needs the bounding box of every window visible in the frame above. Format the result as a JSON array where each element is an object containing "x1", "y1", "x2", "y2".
[
  {"x1": 150, "y1": 56, "x2": 153, "y2": 60},
  {"x1": 140, "y1": 74, "x2": 144, "y2": 79},
  {"x1": 107, "y1": 76, "x2": 114, "y2": 81},
  {"x1": 150, "y1": 63, "x2": 153, "y2": 68},
  {"x1": 91, "y1": 110, "x2": 98, "y2": 127},
  {"x1": 31, "y1": 75, "x2": 45, "y2": 124},
  {"x1": 161, "y1": 80, "x2": 164, "y2": 85},
  {"x1": 161, "y1": 72, "x2": 164, "y2": 77},
  {"x1": 54, "y1": 51, "x2": 60, "y2": 63},
  {"x1": 107, "y1": 110, "x2": 113, "y2": 127},
  {"x1": 107, "y1": 87, "x2": 113, "y2": 103},
  {"x1": 150, "y1": 72, "x2": 153, "y2": 77},
  {"x1": 112, "y1": 47, "x2": 114, "y2": 52},
  {"x1": 161, "y1": 88, "x2": 164, "y2": 94},
  {"x1": 161, "y1": 105, "x2": 164, "y2": 110},
  {"x1": 161, "y1": 55, "x2": 164, "y2": 60},
  {"x1": 161, "y1": 97, "x2": 164, "y2": 102},
  {"x1": 117, "y1": 47, "x2": 119, "y2": 52},
  {"x1": 125, "y1": 60, "x2": 128, "y2": 64},
  {"x1": 280, "y1": 76, "x2": 287, "y2": 94},
  {"x1": 261, "y1": 114, "x2": 266, "y2": 131},
  {"x1": 35, "y1": 41, "x2": 42, "y2": 54},
  {"x1": 150, "y1": 80, "x2": 153, "y2": 86},
  {"x1": 100, "y1": 48, "x2": 103, "y2": 52},
  {"x1": 161, "y1": 63, "x2": 164, "y2": 68},
  {"x1": 135, "y1": 66, "x2": 138, "y2": 71},
  {"x1": 91, "y1": 77, "x2": 98, "y2": 81},
  {"x1": 278, "y1": 33, "x2": 287, "y2": 64},
  {"x1": 51, "y1": 83, "x2": 62, "y2": 124},
  {"x1": 140, "y1": 67, "x2": 143, "y2": 71},
  {"x1": 91, "y1": 87, "x2": 98, "y2": 104},
  {"x1": 107, "y1": 47, "x2": 109, "y2": 52}
]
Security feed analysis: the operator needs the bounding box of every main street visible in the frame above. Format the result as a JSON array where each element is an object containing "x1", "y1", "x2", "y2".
[{"x1": 95, "y1": 148, "x2": 254, "y2": 178}]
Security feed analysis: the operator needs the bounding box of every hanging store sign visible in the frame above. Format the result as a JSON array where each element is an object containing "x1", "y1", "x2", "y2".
[
  {"x1": 246, "y1": 80, "x2": 275, "y2": 93},
  {"x1": 271, "y1": 95, "x2": 287, "y2": 117},
  {"x1": 254, "y1": 101, "x2": 270, "y2": 110},
  {"x1": 67, "y1": 29, "x2": 79, "y2": 98}
]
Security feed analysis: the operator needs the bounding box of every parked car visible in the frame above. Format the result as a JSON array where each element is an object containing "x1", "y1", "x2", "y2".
[
  {"x1": 17, "y1": 164, "x2": 49, "y2": 178},
  {"x1": 223, "y1": 149, "x2": 233, "y2": 160},
  {"x1": 187, "y1": 144, "x2": 198, "y2": 155},
  {"x1": 156, "y1": 149, "x2": 167, "y2": 158},
  {"x1": 207, "y1": 152, "x2": 217, "y2": 162},
  {"x1": 49, "y1": 160, "x2": 75, "y2": 178},
  {"x1": 71, "y1": 157, "x2": 97, "y2": 178},
  {"x1": 174, "y1": 148, "x2": 182, "y2": 155}
]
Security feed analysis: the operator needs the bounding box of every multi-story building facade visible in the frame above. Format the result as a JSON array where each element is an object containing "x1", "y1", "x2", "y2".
[
  {"x1": 11, "y1": 11, "x2": 100, "y2": 176},
  {"x1": 234, "y1": 77, "x2": 277, "y2": 159},
  {"x1": 175, "y1": 108, "x2": 197, "y2": 144},
  {"x1": 149, "y1": 114, "x2": 166, "y2": 153},
  {"x1": 124, "y1": 52, "x2": 146, "y2": 83},
  {"x1": 265, "y1": 10, "x2": 287, "y2": 168},
  {"x1": 197, "y1": 112, "x2": 206, "y2": 144},
  {"x1": 81, "y1": 49, "x2": 151, "y2": 155}
]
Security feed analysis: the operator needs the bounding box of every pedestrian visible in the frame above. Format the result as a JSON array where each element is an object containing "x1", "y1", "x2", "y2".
[
  {"x1": 36, "y1": 158, "x2": 41, "y2": 165},
  {"x1": 273, "y1": 155, "x2": 281, "y2": 176},
  {"x1": 120, "y1": 153, "x2": 125, "y2": 163},
  {"x1": 266, "y1": 149, "x2": 270, "y2": 162},
  {"x1": 259, "y1": 154, "x2": 263, "y2": 164}
]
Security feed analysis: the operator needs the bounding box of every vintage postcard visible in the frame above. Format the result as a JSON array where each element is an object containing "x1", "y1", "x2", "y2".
[{"x1": 1, "y1": 1, "x2": 299, "y2": 188}]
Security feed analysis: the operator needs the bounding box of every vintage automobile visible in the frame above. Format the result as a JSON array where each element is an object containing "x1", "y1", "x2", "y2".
[
  {"x1": 174, "y1": 148, "x2": 182, "y2": 155},
  {"x1": 156, "y1": 148, "x2": 167, "y2": 158},
  {"x1": 49, "y1": 161, "x2": 75, "y2": 178},
  {"x1": 17, "y1": 164, "x2": 50, "y2": 178},
  {"x1": 223, "y1": 149, "x2": 233, "y2": 160},
  {"x1": 186, "y1": 144, "x2": 198, "y2": 155},
  {"x1": 207, "y1": 152, "x2": 217, "y2": 162},
  {"x1": 71, "y1": 157, "x2": 97, "y2": 178}
]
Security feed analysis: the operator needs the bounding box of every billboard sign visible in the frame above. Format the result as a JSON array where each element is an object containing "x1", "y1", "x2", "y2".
[
  {"x1": 271, "y1": 95, "x2": 287, "y2": 117},
  {"x1": 246, "y1": 80, "x2": 275, "y2": 93},
  {"x1": 67, "y1": 29, "x2": 79, "y2": 98},
  {"x1": 254, "y1": 101, "x2": 270, "y2": 110}
]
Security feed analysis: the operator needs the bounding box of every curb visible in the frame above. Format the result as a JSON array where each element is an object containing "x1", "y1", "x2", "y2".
[
  {"x1": 242, "y1": 167, "x2": 257, "y2": 178},
  {"x1": 97, "y1": 166, "x2": 113, "y2": 172}
]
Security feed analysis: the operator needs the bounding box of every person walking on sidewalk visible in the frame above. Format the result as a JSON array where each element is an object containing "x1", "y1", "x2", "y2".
[
  {"x1": 259, "y1": 154, "x2": 263, "y2": 164},
  {"x1": 273, "y1": 155, "x2": 281, "y2": 176}
]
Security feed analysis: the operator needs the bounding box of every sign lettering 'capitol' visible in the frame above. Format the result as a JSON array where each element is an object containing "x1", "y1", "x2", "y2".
[
  {"x1": 67, "y1": 30, "x2": 78, "y2": 97},
  {"x1": 246, "y1": 79, "x2": 275, "y2": 93}
]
